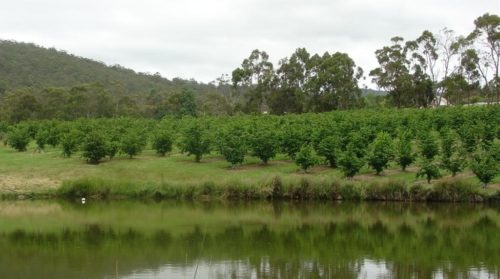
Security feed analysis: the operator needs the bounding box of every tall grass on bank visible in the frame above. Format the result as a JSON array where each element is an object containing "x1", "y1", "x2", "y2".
[{"x1": 53, "y1": 176, "x2": 497, "y2": 202}]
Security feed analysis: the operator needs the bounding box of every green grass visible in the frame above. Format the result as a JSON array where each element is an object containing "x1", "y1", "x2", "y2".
[{"x1": 1, "y1": 143, "x2": 499, "y2": 201}]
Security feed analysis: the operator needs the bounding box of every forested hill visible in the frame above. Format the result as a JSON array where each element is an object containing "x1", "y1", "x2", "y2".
[
  {"x1": 0, "y1": 40, "x2": 377, "y2": 122},
  {"x1": 0, "y1": 40, "x2": 232, "y2": 121},
  {"x1": 0, "y1": 40, "x2": 211, "y2": 94}
]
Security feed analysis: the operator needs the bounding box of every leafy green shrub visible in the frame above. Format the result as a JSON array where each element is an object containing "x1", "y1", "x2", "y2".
[
  {"x1": 490, "y1": 141, "x2": 500, "y2": 161},
  {"x1": 35, "y1": 129, "x2": 49, "y2": 151},
  {"x1": 442, "y1": 151, "x2": 467, "y2": 177},
  {"x1": 316, "y1": 135, "x2": 340, "y2": 167},
  {"x1": 440, "y1": 128, "x2": 456, "y2": 159},
  {"x1": 295, "y1": 144, "x2": 319, "y2": 172},
  {"x1": 479, "y1": 123, "x2": 496, "y2": 147},
  {"x1": 120, "y1": 131, "x2": 146, "y2": 158},
  {"x1": 395, "y1": 130, "x2": 415, "y2": 171},
  {"x1": 248, "y1": 125, "x2": 278, "y2": 164},
  {"x1": 105, "y1": 140, "x2": 120, "y2": 160},
  {"x1": 440, "y1": 129, "x2": 467, "y2": 176},
  {"x1": 338, "y1": 143, "x2": 365, "y2": 178},
  {"x1": 82, "y1": 133, "x2": 107, "y2": 164},
  {"x1": 366, "y1": 132, "x2": 394, "y2": 175},
  {"x1": 44, "y1": 123, "x2": 61, "y2": 148},
  {"x1": 217, "y1": 125, "x2": 247, "y2": 167},
  {"x1": 280, "y1": 124, "x2": 308, "y2": 160},
  {"x1": 418, "y1": 131, "x2": 439, "y2": 160},
  {"x1": 344, "y1": 131, "x2": 369, "y2": 158},
  {"x1": 179, "y1": 121, "x2": 211, "y2": 162},
  {"x1": 457, "y1": 122, "x2": 479, "y2": 153},
  {"x1": 470, "y1": 149, "x2": 499, "y2": 187},
  {"x1": 152, "y1": 131, "x2": 173, "y2": 156},
  {"x1": 416, "y1": 159, "x2": 441, "y2": 184},
  {"x1": 6, "y1": 126, "x2": 31, "y2": 152},
  {"x1": 60, "y1": 129, "x2": 81, "y2": 157}
]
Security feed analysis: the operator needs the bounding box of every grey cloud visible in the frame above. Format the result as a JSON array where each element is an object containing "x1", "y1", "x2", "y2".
[{"x1": 0, "y1": 0, "x2": 497, "y2": 83}]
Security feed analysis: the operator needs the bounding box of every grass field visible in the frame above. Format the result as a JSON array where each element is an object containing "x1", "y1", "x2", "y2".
[{"x1": 0, "y1": 143, "x2": 499, "y2": 199}]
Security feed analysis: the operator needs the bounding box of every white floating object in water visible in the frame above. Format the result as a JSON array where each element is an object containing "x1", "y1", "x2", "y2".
[{"x1": 81, "y1": 197, "x2": 86, "y2": 204}]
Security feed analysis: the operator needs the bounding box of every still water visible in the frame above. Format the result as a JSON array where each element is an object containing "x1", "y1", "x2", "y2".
[{"x1": 0, "y1": 201, "x2": 498, "y2": 279}]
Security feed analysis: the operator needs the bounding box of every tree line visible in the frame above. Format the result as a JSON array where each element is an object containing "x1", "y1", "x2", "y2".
[
  {"x1": 0, "y1": 13, "x2": 497, "y2": 122},
  {"x1": 230, "y1": 49, "x2": 364, "y2": 113},
  {"x1": 370, "y1": 13, "x2": 499, "y2": 108},
  {"x1": 1, "y1": 106, "x2": 498, "y2": 185},
  {"x1": 0, "y1": 83, "x2": 203, "y2": 122},
  {"x1": 229, "y1": 13, "x2": 499, "y2": 113}
]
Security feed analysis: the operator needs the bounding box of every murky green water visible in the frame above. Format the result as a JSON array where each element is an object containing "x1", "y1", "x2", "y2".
[{"x1": 0, "y1": 201, "x2": 499, "y2": 279}]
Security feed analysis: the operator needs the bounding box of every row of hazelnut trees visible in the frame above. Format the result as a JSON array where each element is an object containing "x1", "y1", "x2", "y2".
[{"x1": 1, "y1": 106, "x2": 499, "y2": 185}]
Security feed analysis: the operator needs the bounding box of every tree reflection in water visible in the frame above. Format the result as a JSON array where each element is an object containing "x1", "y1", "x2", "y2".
[{"x1": 0, "y1": 201, "x2": 498, "y2": 279}]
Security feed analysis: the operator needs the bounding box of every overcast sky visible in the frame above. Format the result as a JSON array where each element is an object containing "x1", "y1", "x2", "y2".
[{"x1": 1, "y1": 0, "x2": 498, "y2": 87}]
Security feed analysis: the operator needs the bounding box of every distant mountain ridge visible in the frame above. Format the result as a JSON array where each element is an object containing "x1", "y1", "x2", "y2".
[
  {"x1": 361, "y1": 88, "x2": 387, "y2": 96},
  {"x1": 0, "y1": 39, "x2": 212, "y2": 94}
]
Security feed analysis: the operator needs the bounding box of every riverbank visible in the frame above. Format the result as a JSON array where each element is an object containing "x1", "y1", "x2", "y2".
[
  {"x1": 1, "y1": 145, "x2": 499, "y2": 202},
  {"x1": 54, "y1": 176, "x2": 499, "y2": 202}
]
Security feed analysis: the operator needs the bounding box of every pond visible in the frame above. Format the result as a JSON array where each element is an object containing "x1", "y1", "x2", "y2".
[{"x1": 0, "y1": 200, "x2": 499, "y2": 279}]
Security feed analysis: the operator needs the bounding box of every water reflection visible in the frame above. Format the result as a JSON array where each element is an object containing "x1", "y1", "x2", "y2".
[
  {"x1": 0, "y1": 201, "x2": 499, "y2": 279},
  {"x1": 113, "y1": 259, "x2": 496, "y2": 279}
]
